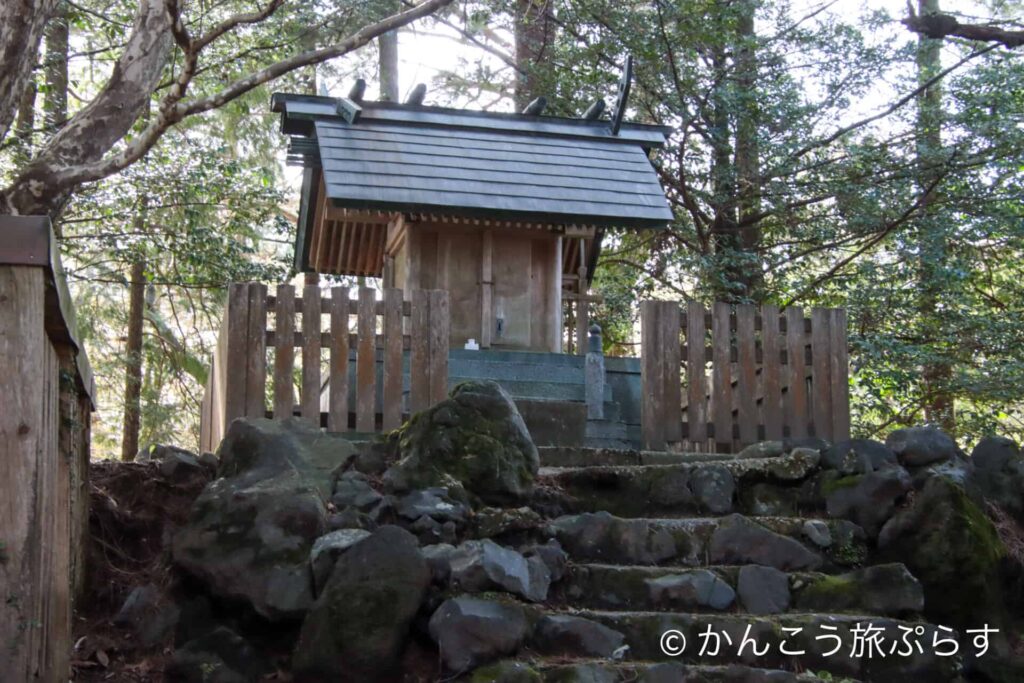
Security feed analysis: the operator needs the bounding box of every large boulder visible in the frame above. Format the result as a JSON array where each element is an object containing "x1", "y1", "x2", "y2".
[
  {"x1": 428, "y1": 596, "x2": 530, "y2": 673},
  {"x1": 824, "y1": 465, "x2": 912, "y2": 537},
  {"x1": 821, "y1": 439, "x2": 897, "y2": 474},
  {"x1": 447, "y1": 539, "x2": 550, "y2": 602},
  {"x1": 172, "y1": 418, "x2": 355, "y2": 620},
  {"x1": 878, "y1": 476, "x2": 1007, "y2": 627},
  {"x1": 969, "y1": 436, "x2": 1024, "y2": 524},
  {"x1": 383, "y1": 381, "x2": 539, "y2": 505},
  {"x1": 292, "y1": 526, "x2": 429, "y2": 681},
  {"x1": 309, "y1": 528, "x2": 372, "y2": 594},
  {"x1": 886, "y1": 425, "x2": 960, "y2": 467}
]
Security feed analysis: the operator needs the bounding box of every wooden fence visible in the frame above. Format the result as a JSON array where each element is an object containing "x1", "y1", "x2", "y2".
[
  {"x1": 1, "y1": 216, "x2": 94, "y2": 682},
  {"x1": 201, "y1": 283, "x2": 449, "y2": 451},
  {"x1": 640, "y1": 300, "x2": 850, "y2": 452}
]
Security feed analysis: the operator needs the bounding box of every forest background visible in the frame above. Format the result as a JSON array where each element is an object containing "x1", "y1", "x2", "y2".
[{"x1": 1, "y1": 0, "x2": 1021, "y2": 459}]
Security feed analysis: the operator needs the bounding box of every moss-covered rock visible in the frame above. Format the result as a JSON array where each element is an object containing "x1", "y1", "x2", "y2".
[
  {"x1": 384, "y1": 381, "x2": 539, "y2": 505},
  {"x1": 878, "y1": 476, "x2": 1007, "y2": 627},
  {"x1": 293, "y1": 526, "x2": 429, "y2": 681},
  {"x1": 795, "y1": 563, "x2": 923, "y2": 616},
  {"x1": 824, "y1": 465, "x2": 911, "y2": 537},
  {"x1": 172, "y1": 418, "x2": 355, "y2": 620}
]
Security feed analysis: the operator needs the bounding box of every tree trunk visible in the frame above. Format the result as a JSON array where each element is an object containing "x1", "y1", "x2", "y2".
[
  {"x1": 12, "y1": 81, "x2": 37, "y2": 168},
  {"x1": 121, "y1": 258, "x2": 146, "y2": 461},
  {"x1": 43, "y1": 4, "x2": 69, "y2": 130},
  {"x1": 0, "y1": 0, "x2": 58, "y2": 145},
  {"x1": 513, "y1": 0, "x2": 553, "y2": 109},
  {"x1": 733, "y1": 0, "x2": 762, "y2": 301},
  {"x1": 709, "y1": 44, "x2": 740, "y2": 302},
  {"x1": 915, "y1": 0, "x2": 955, "y2": 433},
  {"x1": 42, "y1": 4, "x2": 70, "y2": 224}
]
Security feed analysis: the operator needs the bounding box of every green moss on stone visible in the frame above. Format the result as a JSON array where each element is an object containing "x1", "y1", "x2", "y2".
[
  {"x1": 470, "y1": 661, "x2": 542, "y2": 683},
  {"x1": 797, "y1": 575, "x2": 859, "y2": 611},
  {"x1": 821, "y1": 474, "x2": 863, "y2": 497}
]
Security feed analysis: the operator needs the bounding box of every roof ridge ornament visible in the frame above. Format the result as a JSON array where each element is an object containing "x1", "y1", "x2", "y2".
[
  {"x1": 406, "y1": 83, "x2": 427, "y2": 105},
  {"x1": 348, "y1": 78, "x2": 367, "y2": 103},
  {"x1": 521, "y1": 96, "x2": 547, "y2": 116},
  {"x1": 609, "y1": 54, "x2": 633, "y2": 136},
  {"x1": 583, "y1": 98, "x2": 606, "y2": 121}
]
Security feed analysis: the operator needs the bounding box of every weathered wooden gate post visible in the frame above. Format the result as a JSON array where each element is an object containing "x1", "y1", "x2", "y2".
[{"x1": 1, "y1": 216, "x2": 93, "y2": 682}]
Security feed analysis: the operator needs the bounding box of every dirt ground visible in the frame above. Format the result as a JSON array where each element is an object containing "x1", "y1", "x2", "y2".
[{"x1": 71, "y1": 459, "x2": 211, "y2": 682}]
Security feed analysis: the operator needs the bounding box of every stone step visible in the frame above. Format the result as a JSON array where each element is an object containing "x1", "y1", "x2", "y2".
[
  {"x1": 538, "y1": 451, "x2": 823, "y2": 518},
  {"x1": 468, "y1": 659, "x2": 849, "y2": 682},
  {"x1": 449, "y1": 377, "x2": 613, "y2": 403},
  {"x1": 449, "y1": 348, "x2": 588, "y2": 367},
  {"x1": 539, "y1": 446, "x2": 737, "y2": 468},
  {"x1": 546, "y1": 609, "x2": 960, "y2": 682},
  {"x1": 449, "y1": 357, "x2": 586, "y2": 384},
  {"x1": 581, "y1": 436, "x2": 639, "y2": 451},
  {"x1": 554, "y1": 563, "x2": 924, "y2": 618},
  {"x1": 583, "y1": 419, "x2": 640, "y2": 440},
  {"x1": 548, "y1": 512, "x2": 867, "y2": 570}
]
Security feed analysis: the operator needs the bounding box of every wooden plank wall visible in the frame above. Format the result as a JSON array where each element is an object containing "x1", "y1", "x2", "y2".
[
  {"x1": 202, "y1": 283, "x2": 450, "y2": 444},
  {"x1": 1, "y1": 265, "x2": 90, "y2": 681},
  {"x1": 640, "y1": 301, "x2": 851, "y2": 452}
]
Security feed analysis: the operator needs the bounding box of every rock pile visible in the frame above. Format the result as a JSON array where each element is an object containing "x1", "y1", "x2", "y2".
[{"x1": 99, "y1": 386, "x2": 1023, "y2": 682}]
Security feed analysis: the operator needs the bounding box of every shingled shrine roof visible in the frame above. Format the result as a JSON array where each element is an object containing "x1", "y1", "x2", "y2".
[{"x1": 272, "y1": 92, "x2": 674, "y2": 229}]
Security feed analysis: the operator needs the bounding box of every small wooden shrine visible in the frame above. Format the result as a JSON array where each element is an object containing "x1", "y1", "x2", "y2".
[{"x1": 272, "y1": 75, "x2": 672, "y2": 353}]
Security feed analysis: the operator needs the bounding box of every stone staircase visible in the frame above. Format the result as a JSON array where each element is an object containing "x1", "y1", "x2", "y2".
[
  {"x1": 447, "y1": 349, "x2": 642, "y2": 450},
  {"x1": 468, "y1": 445, "x2": 961, "y2": 682}
]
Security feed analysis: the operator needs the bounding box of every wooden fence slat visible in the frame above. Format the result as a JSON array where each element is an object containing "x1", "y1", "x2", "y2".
[
  {"x1": 711, "y1": 302, "x2": 733, "y2": 451},
  {"x1": 785, "y1": 307, "x2": 809, "y2": 438},
  {"x1": 245, "y1": 284, "x2": 267, "y2": 419},
  {"x1": 640, "y1": 301, "x2": 665, "y2": 450},
  {"x1": 429, "y1": 290, "x2": 450, "y2": 405},
  {"x1": 410, "y1": 289, "x2": 430, "y2": 414},
  {"x1": 328, "y1": 287, "x2": 350, "y2": 431},
  {"x1": 761, "y1": 304, "x2": 783, "y2": 441},
  {"x1": 686, "y1": 300, "x2": 708, "y2": 449},
  {"x1": 382, "y1": 288, "x2": 403, "y2": 430},
  {"x1": 811, "y1": 307, "x2": 833, "y2": 440},
  {"x1": 661, "y1": 302, "x2": 683, "y2": 444},
  {"x1": 736, "y1": 303, "x2": 758, "y2": 445},
  {"x1": 224, "y1": 283, "x2": 250, "y2": 424},
  {"x1": 830, "y1": 308, "x2": 851, "y2": 441},
  {"x1": 272, "y1": 285, "x2": 295, "y2": 420},
  {"x1": 356, "y1": 287, "x2": 376, "y2": 432},
  {"x1": 301, "y1": 285, "x2": 321, "y2": 424}
]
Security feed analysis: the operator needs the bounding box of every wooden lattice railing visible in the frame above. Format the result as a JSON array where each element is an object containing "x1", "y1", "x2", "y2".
[
  {"x1": 201, "y1": 283, "x2": 449, "y2": 451},
  {"x1": 640, "y1": 301, "x2": 850, "y2": 453}
]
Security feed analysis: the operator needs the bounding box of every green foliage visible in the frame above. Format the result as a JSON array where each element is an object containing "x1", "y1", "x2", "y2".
[
  {"x1": 63, "y1": 128, "x2": 290, "y2": 457},
  {"x1": 470, "y1": 0, "x2": 1024, "y2": 443}
]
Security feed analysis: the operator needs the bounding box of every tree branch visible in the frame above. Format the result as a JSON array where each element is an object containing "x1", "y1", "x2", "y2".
[
  {"x1": 903, "y1": 9, "x2": 1024, "y2": 48},
  {"x1": 2, "y1": 0, "x2": 453, "y2": 216}
]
